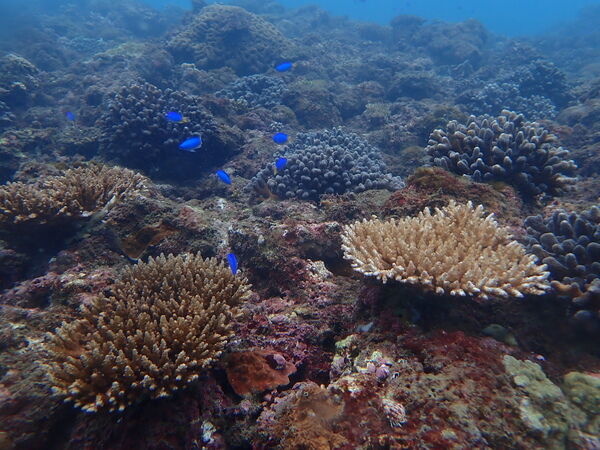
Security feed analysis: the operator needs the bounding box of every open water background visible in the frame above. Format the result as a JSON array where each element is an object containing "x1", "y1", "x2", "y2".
[{"x1": 142, "y1": 0, "x2": 600, "y2": 36}]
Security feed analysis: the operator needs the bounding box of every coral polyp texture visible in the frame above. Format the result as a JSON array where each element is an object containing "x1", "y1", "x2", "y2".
[
  {"x1": 427, "y1": 110, "x2": 577, "y2": 197},
  {"x1": 0, "y1": 164, "x2": 149, "y2": 229},
  {"x1": 166, "y1": 5, "x2": 290, "y2": 76},
  {"x1": 46, "y1": 253, "x2": 251, "y2": 413},
  {"x1": 525, "y1": 206, "x2": 600, "y2": 328},
  {"x1": 251, "y1": 127, "x2": 402, "y2": 201},
  {"x1": 341, "y1": 200, "x2": 549, "y2": 299},
  {"x1": 215, "y1": 74, "x2": 288, "y2": 109},
  {"x1": 99, "y1": 82, "x2": 242, "y2": 178}
]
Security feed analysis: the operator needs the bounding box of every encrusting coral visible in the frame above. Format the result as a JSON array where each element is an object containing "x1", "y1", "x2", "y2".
[
  {"x1": 46, "y1": 253, "x2": 252, "y2": 413},
  {"x1": 0, "y1": 164, "x2": 149, "y2": 229},
  {"x1": 341, "y1": 200, "x2": 549, "y2": 299}
]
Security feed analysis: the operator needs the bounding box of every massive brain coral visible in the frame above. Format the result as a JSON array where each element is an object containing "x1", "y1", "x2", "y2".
[
  {"x1": 427, "y1": 110, "x2": 577, "y2": 197},
  {"x1": 98, "y1": 81, "x2": 243, "y2": 179},
  {"x1": 46, "y1": 253, "x2": 252, "y2": 413},
  {"x1": 341, "y1": 201, "x2": 549, "y2": 299},
  {"x1": 251, "y1": 127, "x2": 402, "y2": 201},
  {"x1": 166, "y1": 5, "x2": 291, "y2": 76}
]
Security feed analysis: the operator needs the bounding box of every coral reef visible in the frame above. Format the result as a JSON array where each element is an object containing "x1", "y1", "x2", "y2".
[
  {"x1": 342, "y1": 200, "x2": 549, "y2": 299},
  {"x1": 224, "y1": 349, "x2": 296, "y2": 396},
  {"x1": 502, "y1": 355, "x2": 590, "y2": 442},
  {"x1": 427, "y1": 110, "x2": 577, "y2": 197},
  {"x1": 282, "y1": 80, "x2": 343, "y2": 128},
  {"x1": 166, "y1": 5, "x2": 290, "y2": 76},
  {"x1": 251, "y1": 127, "x2": 402, "y2": 201},
  {"x1": 457, "y1": 81, "x2": 558, "y2": 119},
  {"x1": 383, "y1": 166, "x2": 524, "y2": 226},
  {"x1": 410, "y1": 19, "x2": 488, "y2": 66},
  {"x1": 0, "y1": 164, "x2": 149, "y2": 231},
  {"x1": 456, "y1": 58, "x2": 572, "y2": 119},
  {"x1": 215, "y1": 74, "x2": 288, "y2": 109},
  {"x1": 46, "y1": 253, "x2": 252, "y2": 412},
  {"x1": 98, "y1": 82, "x2": 244, "y2": 179},
  {"x1": 525, "y1": 206, "x2": 600, "y2": 330},
  {"x1": 0, "y1": 1, "x2": 599, "y2": 448},
  {"x1": 0, "y1": 53, "x2": 40, "y2": 109},
  {"x1": 511, "y1": 60, "x2": 573, "y2": 108},
  {"x1": 255, "y1": 330, "x2": 598, "y2": 448}
]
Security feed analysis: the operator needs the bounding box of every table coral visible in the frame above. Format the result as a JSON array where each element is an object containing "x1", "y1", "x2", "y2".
[{"x1": 342, "y1": 200, "x2": 549, "y2": 299}]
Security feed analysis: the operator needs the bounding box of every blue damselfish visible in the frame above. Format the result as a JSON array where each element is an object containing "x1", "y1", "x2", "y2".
[
  {"x1": 227, "y1": 253, "x2": 238, "y2": 275},
  {"x1": 273, "y1": 133, "x2": 288, "y2": 144},
  {"x1": 165, "y1": 111, "x2": 184, "y2": 122},
  {"x1": 216, "y1": 170, "x2": 231, "y2": 185},
  {"x1": 275, "y1": 157, "x2": 288, "y2": 171},
  {"x1": 275, "y1": 61, "x2": 293, "y2": 72},
  {"x1": 179, "y1": 136, "x2": 202, "y2": 152}
]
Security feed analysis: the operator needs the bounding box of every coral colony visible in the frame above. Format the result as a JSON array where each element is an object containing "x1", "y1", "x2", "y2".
[{"x1": 0, "y1": 1, "x2": 599, "y2": 448}]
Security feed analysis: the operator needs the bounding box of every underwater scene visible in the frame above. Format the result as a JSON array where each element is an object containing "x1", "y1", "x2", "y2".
[{"x1": 1, "y1": 0, "x2": 600, "y2": 448}]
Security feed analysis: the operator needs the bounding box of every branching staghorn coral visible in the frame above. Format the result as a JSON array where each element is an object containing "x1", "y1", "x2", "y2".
[
  {"x1": 0, "y1": 164, "x2": 149, "y2": 228},
  {"x1": 46, "y1": 253, "x2": 252, "y2": 413},
  {"x1": 341, "y1": 201, "x2": 549, "y2": 299}
]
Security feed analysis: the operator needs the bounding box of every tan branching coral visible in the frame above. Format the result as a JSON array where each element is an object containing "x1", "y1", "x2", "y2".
[
  {"x1": 341, "y1": 201, "x2": 549, "y2": 299},
  {"x1": 0, "y1": 164, "x2": 149, "y2": 228},
  {"x1": 46, "y1": 253, "x2": 251, "y2": 412}
]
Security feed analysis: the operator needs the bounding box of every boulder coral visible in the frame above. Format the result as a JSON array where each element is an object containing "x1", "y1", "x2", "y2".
[{"x1": 166, "y1": 5, "x2": 291, "y2": 76}]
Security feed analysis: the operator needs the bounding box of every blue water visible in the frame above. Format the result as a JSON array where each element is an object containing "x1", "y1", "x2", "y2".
[{"x1": 147, "y1": 0, "x2": 600, "y2": 36}]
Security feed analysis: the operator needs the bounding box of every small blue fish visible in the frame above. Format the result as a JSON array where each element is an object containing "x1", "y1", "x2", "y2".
[
  {"x1": 275, "y1": 157, "x2": 287, "y2": 171},
  {"x1": 165, "y1": 111, "x2": 188, "y2": 123},
  {"x1": 273, "y1": 133, "x2": 288, "y2": 144},
  {"x1": 65, "y1": 111, "x2": 75, "y2": 121},
  {"x1": 216, "y1": 169, "x2": 231, "y2": 185},
  {"x1": 227, "y1": 253, "x2": 238, "y2": 275},
  {"x1": 275, "y1": 61, "x2": 293, "y2": 72},
  {"x1": 274, "y1": 157, "x2": 288, "y2": 175},
  {"x1": 179, "y1": 136, "x2": 202, "y2": 152}
]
